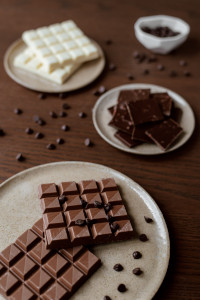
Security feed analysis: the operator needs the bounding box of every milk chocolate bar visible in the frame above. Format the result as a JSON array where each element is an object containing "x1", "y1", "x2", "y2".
[
  {"x1": 39, "y1": 178, "x2": 134, "y2": 249},
  {"x1": 0, "y1": 219, "x2": 101, "y2": 299}
]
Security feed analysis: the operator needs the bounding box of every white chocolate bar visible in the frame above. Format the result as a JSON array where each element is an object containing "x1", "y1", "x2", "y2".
[
  {"x1": 22, "y1": 20, "x2": 99, "y2": 73},
  {"x1": 14, "y1": 49, "x2": 81, "y2": 85}
]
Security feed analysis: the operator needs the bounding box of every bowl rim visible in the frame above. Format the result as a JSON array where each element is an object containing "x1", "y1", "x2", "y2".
[{"x1": 134, "y1": 14, "x2": 190, "y2": 42}]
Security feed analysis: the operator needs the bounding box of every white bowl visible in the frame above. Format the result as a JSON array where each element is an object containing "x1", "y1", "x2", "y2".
[{"x1": 134, "y1": 15, "x2": 190, "y2": 54}]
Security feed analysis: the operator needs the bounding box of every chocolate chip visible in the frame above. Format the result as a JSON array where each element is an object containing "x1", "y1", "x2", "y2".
[
  {"x1": 33, "y1": 115, "x2": 40, "y2": 123},
  {"x1": 117, "y1": 284, "x2": 127, "y2": 293},
  {"x1": 75, "y1": 219, "x2": 86, "y2": 226},
  {"x1": 59, "y1": 93, "x2": 67, "y2": 99},
  {"x1": 139, "y1": 234, "x2": 148, "y2": 242},
  {"x1": 104, "y1": 203, "x2": 112, "y2": 212},
  {"x1": 84, "y1": 138, "x2": 92, "y2": 147},
  {"x1": 49, "y1": 111, "x2": 57, "y2": 118},
  {"x1": 78, "y1": 112, "x2": 86, "y2": 118},
  {"x1": 179, "y1": 60, "x2": 187, "y2": 67},
  {"x1": 109, "y1": 63, "x2": 116, "y2": 71},
  {"x1": 94, "y1": 200, "x2": 103, "y2": 208},
  {"x1": 132, "y1": 267, "x2": 142, "y2": 275},
  {"x1": 147, "y1": 55, "x2": 157, "y2": 63},
  {"x1": 169, "y1": 70, "x2": 177, "y2": 77},
  {"x1": 38, "y1": 119, "x2": 46, "y2": 126},
  {"x1": 113, "y1": 264, "x2": 123, "y2": 272},
  {"x1": 105, "y1": 39, "x2": 112, "y2": 45},
  {"x1": 58, "y1": 195, "x2": 66, "y2": 204},
  {"x1": 46, "y1": 143, "x2": 56, "y2": 150},
  {"x1": 61, "y1": 125, "x2": 70, "y2": 131},
  {"x1": 144, "y1": 216, "x2": 153, "y2": 223},
  {"x1": 80, "y1": 199, "x2": 87, "y2": 208},
  {"x1": 0, "y1": 129, "x2": 5, "y2": 136},
  {"x1": 184, "y1": 70, "x2": 191, "y2": 77},
  {"x1": 62, "y1": 103, "x2": 70, "y2": 110},
  {"x1": 137, "y1": 53, "x2": 146, "y2": 63},
  {"x1": 133, "y1": 251, "x2": 142, "y2": 259},
  {"x1": 143, "y1": 69, "x2": 149, "y2": 75},
  {"x1": 14, "y1": 108, "x2": 22, "y2": 115},
  {"x1": 127, "y1": 74, "x2": 134, "y2": 80},
  {"x1": 25, "y1": 128, "x2": 34, "y2": 134},
  {"x1": 38, "y1": 93, "x2": 46, "y2": 99},
  {"x1": 59, "y1": 111, "x2": 67, "y2": 117},
  {"x1": 16, "y1": 153, "x2": 24, "y2": 161},
  {"x1": 110, "y1": 222, "x2": 119, "y2": 232},
  {"x1": 157, "y1": 64, "x2": 164, "y2": 71},
  {"x1": 35, "y1": 132, "x2": 44, "y2": 139},
  {"x1": 99, "y1": 86, "x2": 106, "y2": 94},
  {"x1": 56, "y1": 138, "x2": 64, "y2": 145},
  {"x1": 93, "y1": 90, "x2": 100, "y2": 96},
  {"x1": 133, "y1": 51, "x2": 140, "y2": 58},
  {"x1": 104, "y1": 296, "x2": 112, "y2": 300}
]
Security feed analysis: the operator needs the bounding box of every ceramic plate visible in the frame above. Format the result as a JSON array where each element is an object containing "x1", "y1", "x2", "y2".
[
  {"x1": 4, "y1": 39, "x2": 105, "y2": 93},
  {"x1": 0, "y1": 161, "x2": 169, "y2": 300},
  {"x1": 92, "y1": 83, "x2": 195, "y2": 155}
]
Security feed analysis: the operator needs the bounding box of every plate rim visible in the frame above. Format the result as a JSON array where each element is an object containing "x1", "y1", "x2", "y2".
[
  {"x1": 92, "y1": 83, "x2": 195, "y2": 155},
  {"x1": 0, "y1": 160, "x2": 170, "y2": 300},
  {"x1": 4, "y1": 38, "x2": 105, "y2": 93}
]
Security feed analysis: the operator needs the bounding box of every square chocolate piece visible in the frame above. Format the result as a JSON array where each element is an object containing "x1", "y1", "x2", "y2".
[
  {"x1": 109, "y1": 103, "x2": 133, "y2": 135},
  {"x1": 118, "y1": 89, "x2": 150, "y2": 103},
  {"x1": 114, "y1": 130, "x2": 141, "y2": 148}
]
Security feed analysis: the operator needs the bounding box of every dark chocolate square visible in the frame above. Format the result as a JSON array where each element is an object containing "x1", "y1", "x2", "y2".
[
  {"x1": 109, "y1": 103, "x2": 133, "y2": 135},
  {"x1": 114, "y1": 130, "x2": 141, "y2": 148},
  {"x1": 118, "y1": 89, "x2": 150, "y2": 103}
]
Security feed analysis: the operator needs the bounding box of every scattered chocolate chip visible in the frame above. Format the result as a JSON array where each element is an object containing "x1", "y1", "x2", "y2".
[
  {"x1": 147, "y1": 55, "x2": 157, "y2": 63},
  {"x1": 59, "y1": 111, "x2": 67, "y2": 117},
  {"x1": 127, "y1": 74, "x2": 134, "y2": 80},
  {"x1": 56, "y1": 138, "x2": 65, "y2": 145},
  {"x1": 35, "y1": 132, "x2": 44, "y2": 139},
  {"x1": 80, "y1": 198, "x2": 87, "y2": 208},
  {"x1": 179, "y1": 60, "x2": 187, "y2": 67},
  {"x1": 78, "y1": 112, "x2": 86, "y2": 118},
  {"x1": 75, "y1": 219, "x2": 86, "y2": 226},
  {"x1": 113, "y1": 264, "x2": 123, "y2": 272},
  {"x1": 14, "y1": 108, "x2": 22, "y2": 115},
  {"x1": 99, "y1": 86, "x2": 106, "y2": 94},
  {"x1": 104, "y1": 296, "x2": 111, "y2": 300},
  {"x1": 25, "y1": 128, "x2": 34, "y2": 134},
  {"x1": 94, "y1": 200, "x2": 103, "y2": 208},
  {"x1": 38, "y1": 119, "x2": 46, "y2": 126},
  {"x1": 93, "y1": 90, "x2": 100, "y2": 96},
  {"x1": 62, "y1": 103, "x2": 70, "y2": 110},
  {"x1": 0, "y1": 129, "x2": 5, "y2": 136},
  {"x1": 46, "y1": 143, "x2": 56, "y2": 150},
  {"x1": 143, "y1": 69, "x2": 149, "y2": 75},
  {"x1": 16, "y1": 153, "x2": 24, "y2": 162},
  {"x1": 110, "y1": 222, "x2": 119, "y2": 232},
  {"x1": 49, "y1": 111, "x2": 57, "y2": 118},
  {"x1": 137, "y1": 53, "x2": 146, "y2": 63},
  {"x1": 59, "y1": 93, "x2": 67, "y2": 99},
  {"x1": 33, "y1": 115, "x2": 40, "y2": 123},
  {"x1": 105, "y1": 39, "x2": 112, "y2": 45},
  {"x1": 61, "y1": 125, "x2": 70, "y2": 131},
  {"x1": 133, "y1": 251, "x2": 142, "y2": 259},
  {"x1": 117, "y1": 284, "x2": 127, "y2": 293},
  {"x1": 58, "y1": 195, "x2": 66, "y2": 204},
  {"x1": 109, "y1": 63, "x2": 116, "y2": 71},
  {"x1": 104, "y1": 203, "x2": 112, "y2": 212},
  {"x1": 144, "y1": 216, "x2": 153, "y2": 223},
  {"x1": 84, "y1": 138, "x2": 92, "y2": 147},
  {"x1": 132, "y1": 267, "x2": 142, "y2": 275},
  {"x1": 133, "y1": 51, "x2": 140, "y2": 58},
  {"x1": 169, "y1": 70, "x2": 177, "y2": 77},
  {"x1": 157, "y1": 64, "x2": 164, "y2": 71},
  {"x1": 184, "y1": 70, "x2": 191, "y2": 77},
  {"x1": 38, "y1": 93, "x2": 46, "y2": 99},
  {"x1": 139, "y1": 234, "x2": 148, "y2": 242}
]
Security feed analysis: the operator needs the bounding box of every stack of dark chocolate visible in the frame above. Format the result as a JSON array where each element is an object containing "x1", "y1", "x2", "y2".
[{"x1": 108, "y1": 89, "x2": 183, "y2": 151}]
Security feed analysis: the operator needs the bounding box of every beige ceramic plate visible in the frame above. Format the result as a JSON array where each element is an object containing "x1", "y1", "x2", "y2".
[
  {"x1": 4, "y1": 39, "x2": 105, "y2": 93},
  {"x1": 92, "y1": 83, "x2": 195, "y2": 155},
  {"x1": 0, "y1": 161, "x2": 169, "y2": 300}
]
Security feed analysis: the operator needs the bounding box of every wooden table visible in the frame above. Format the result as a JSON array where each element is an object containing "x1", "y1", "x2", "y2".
[{"x1": 0, "y1": 0, "x2": 199, "y2": 299}]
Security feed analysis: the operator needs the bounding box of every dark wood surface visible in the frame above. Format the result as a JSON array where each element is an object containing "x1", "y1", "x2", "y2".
[{"x1": 0, "y1": 0, "x2": 200, "y2": 299}]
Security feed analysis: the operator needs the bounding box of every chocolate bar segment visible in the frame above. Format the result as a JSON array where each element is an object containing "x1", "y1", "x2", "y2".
[
  {"x1": 114, "y1": 130, "x2": 141, "y2": 148},
  {"x1": 0, "y1": 219, "x2": 101, "y2": 299},
  {"x1": 118, "y1": 89, "x2": 150, "y2": 103},
  {"x1": 109, "y1": 103, "x2": 133, "y2": 135},
  {"x1": 39, "y1": 178, "x2": 134, "y2": 249}
]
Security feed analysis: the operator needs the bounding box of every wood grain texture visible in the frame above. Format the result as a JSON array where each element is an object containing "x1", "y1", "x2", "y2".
[{"x1": 0, "y1": 0, "x2": 200, "y2": 299}]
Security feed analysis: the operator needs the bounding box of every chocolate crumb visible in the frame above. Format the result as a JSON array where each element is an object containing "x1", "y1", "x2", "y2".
[
  {"x1": 0, "y1": 129, "x2": 5, "y2": 136},
  {"x1": 133, "y1": 51, "x2": 140, "y2": 58},
  {"x1": 59, "y1": 93, "x2": 67, "y2": 99},
  {"x1": 144, "y1": 216, "x2": 153, "y2": 223},
  {"x1": 84, "y1": 138, "x2": 92, "y2": 147},
  {"x1": 113, "y1": 264, "x2": 123, "y2": 272},
  {"x1": 169, "y1": 70, "x2": 177, "y2": 77},
  {"x1": 139, "y1": 234, "x2": 148, "y2": 242},
  {"x1": 105, "y1": 40, "x2": 112, "y2": 45},
  {"x1": 56, "y1": 138, "x2": 65, "y2": 145},
  {"x1": 46, "y1": 143, "x2": 56, "y2": 150},
  {"x1": 62, "y1": 103, "x2": 70, "y2": 110},
  {"x1": 59, "y1": 111, "x2": 67, "y2": 117},
  {"x1": 49, "y1": 111, "x2": 57, "y2": 118},
  {"x1": 16, "y1": 153, "x2": 24, "y2": 161},
  {"x1": 110, "y1": 222, "x2": 119, "y2": 233},
  {"x1": 58, "y1": 195, "x2": 66, "y2": 204},
  {"x1": 94, "y1": 200, "x2": 103, "y2": 208},
  {"x1": 104, "y1": 296, "x2": 112, "y2": 300},
  {"x1": 104, "y1": 203, "x2": 112, "y2": 212},
  {"x1": 133, "y1": 251, "x2": 142, "y2": 259},
  {"x1": 78, "y1": 112, "x2": 86, "y2": 118},
  {"x1": 38, "y1": 119, "x2": 46, "y2": 126},
  {"x1": 132, "y1": 267, "x2": 142, "y2": 275},
  {"x1": 75, "y1": 219, "x2": 86, "y2": 226},
  {"x1": 117, "y1": 284, "x2": 127, "y2": 293},
  {"x1": 35, "y1": 132, "x2": 44, "y2": 139},
  {"x1": 143, "y1": 69, "x2": 149, "y2": 75},
  {"x1": 184, "y1": 71, "x2": 191, "y2": 77},
  {"x1": 147, "y1": 55, "x2": 157, "y2": 63},
  {"x1": 157, "y1": 64, "x2": 164, "y2": 71},
  {"x1": 25, "y1": 128, "x2": 34, "y2": 134},
  {"x1": 93, "y1": 90, "x2": 100, "y2": 96},
  {"x1": 109, "y1": 63, "x2": 116, "y2": 71},
  {"x1": 127, "y1": 74, "x2": 134, "y2": 80},
  {"x1": 61, "y1": 125, "x2": 70, "y2": 131},
  {"x1": 14, "y1": 108, "x2": 23, "y2": 115},
  {"x1": 38, "y1": 93, "x2": 46, "y2": 99}
]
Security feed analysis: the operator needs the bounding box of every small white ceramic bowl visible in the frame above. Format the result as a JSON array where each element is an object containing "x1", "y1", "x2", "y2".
[{"x1": 134, "y1": 15, "x2": 190, "y2": 54}]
